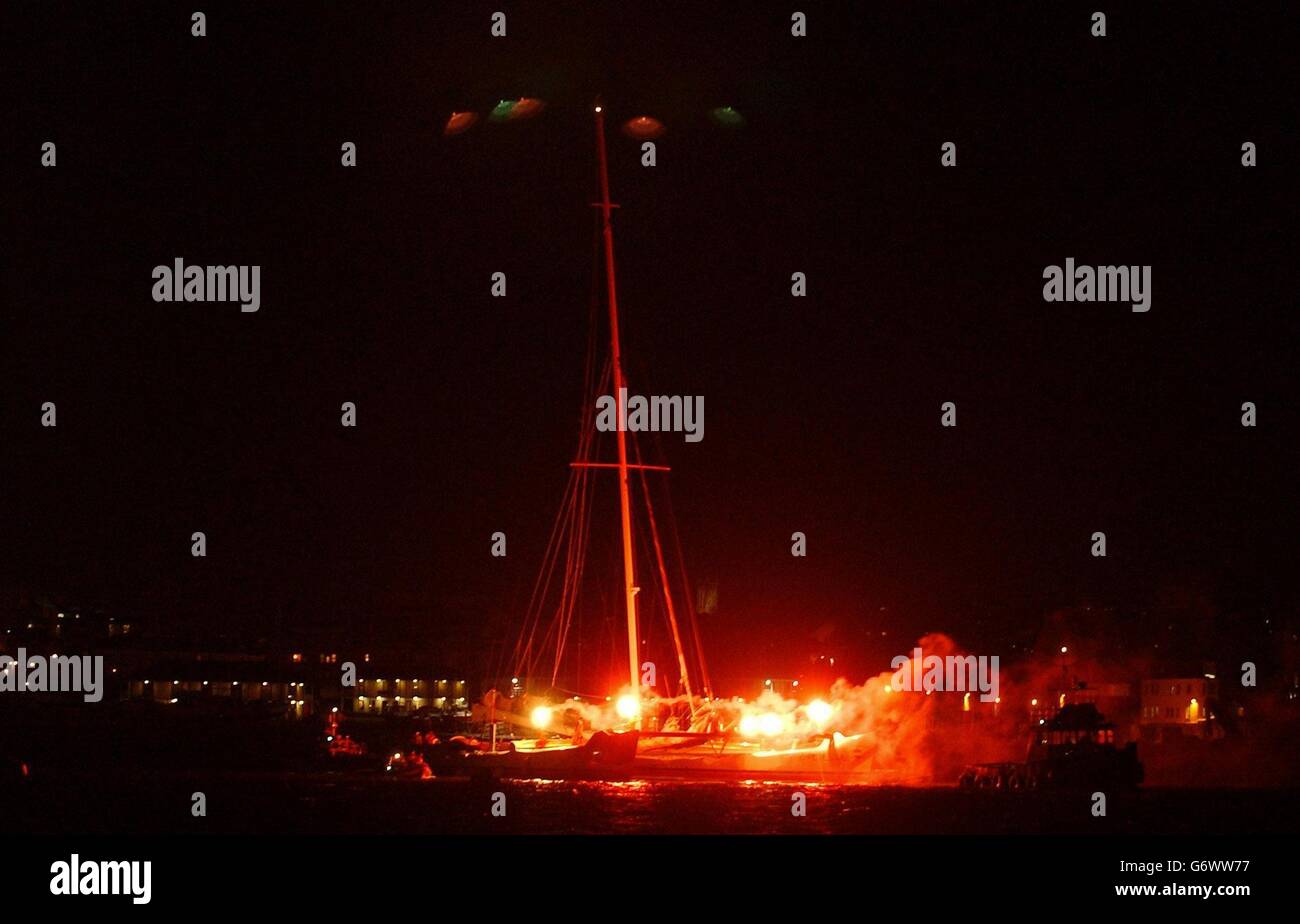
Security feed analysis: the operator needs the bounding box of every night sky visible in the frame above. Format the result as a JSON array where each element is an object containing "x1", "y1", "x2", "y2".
[{"x1": 7, "y1": 3, "x2": 1296, "y2": 689}]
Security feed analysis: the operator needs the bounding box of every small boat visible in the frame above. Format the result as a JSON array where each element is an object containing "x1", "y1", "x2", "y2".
[
  {"x1": 386, "y1": 750, "x2": 433, "y2": 780},
  {"x1": 321, "y1": 710, "x2": 370, "y2": 765}
]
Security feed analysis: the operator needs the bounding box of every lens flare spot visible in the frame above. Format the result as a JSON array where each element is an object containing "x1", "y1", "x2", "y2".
[
  {"x1": 509, "y1": 97, "x2": 546, "y2": 120},
  {"x1": 444, "y1": 111, "x2": 479, "y2": 136},
  {"x1": 489, "y1": 98, "x2": 546, "y2": 123},
  {"x1": 622, "y1": 115, "x2": 665, "y2": 139},
  {"x1": 710, "y1": 106, "x2": 746, "y2": 128}
]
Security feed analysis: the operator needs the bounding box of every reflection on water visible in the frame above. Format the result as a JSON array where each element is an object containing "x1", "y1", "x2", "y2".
[{"x1": 9, "y1": 771, "x2": 1298, "y2": 835}]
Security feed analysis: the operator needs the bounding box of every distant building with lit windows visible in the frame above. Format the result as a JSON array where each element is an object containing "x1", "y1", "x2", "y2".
[
  {"x1": 1140, "y1": 677, "x2": 1222, "y2": 740},
  {"x1": 113, "y1": 651, "x2": 471, "y2": 720},
  {"x1": 350, "y1": 675, "x2": 468, "y2": 717}
]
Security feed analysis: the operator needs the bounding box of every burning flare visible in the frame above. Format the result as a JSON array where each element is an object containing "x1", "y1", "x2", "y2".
[{"x1": 615, "y1": 694, "x2": 641, "y2": 721}]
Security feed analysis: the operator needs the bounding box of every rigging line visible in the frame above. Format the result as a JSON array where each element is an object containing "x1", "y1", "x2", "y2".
[
  {"x1": 551, "y1": 503, "x2": 576, "y2": 681},
  {"x1": 615, "y1": 362, "x2": 710, "y2": 702},
  {"x1": 660, "y1": 466, "x2": 713, "y2": 699},
  {"x1": 513, "y1": 470, "x2": 576, "y2": 678},
  {"x1": 551, "y1": 685, "x2": 613, "y2": 701},
  {"x1": 538, "y1": 414, "x2": 597, "y2": 679},
  {"x1": 549, "y1": 497, "x2": 578, "y2": 682},
  {"x1": 551, "y1": 356, "x2": 605, "y2": 686},
  {"x1": 515, "y1": 220, "x2": 606, "y2": 682},
  {"x1": 632, "y1": 432, "x2": 695, "y2": 708},
  {"x1": 641, "y1": 420, "x2": 710, "y2": 700},
  {"x1": 512, "y1": 477, "x2": 567, "y2": 666},
  {"x1": 544, "y1": 453, "x2": 591, "y2": 681},
  {"x1": 506, "y1": 418, "x2": 587, "y2": 684},
  {"x1": 549, "y1": 354, "x2": 608, "y2": 685},
  {"x1": 553, "y1": 473, "x2": 588, "y2": 682},
  {"x1": 552, "y1": 458, "x2": 592, "y2": 685},
  {"x1": 536, "y1": 457, "x2": 594, "y2": 678},
  {"x1": 552, "y1": 387, "x2": 597, "y2": 682},
  {"x1": 546, "y1": 223, "x2": 607, "y2": 686},
  {"x1": 629, "y1": 491, "x2": 661, "y2": 681},
  {"x1": 552, "y1": 466, "x2": 583, "y2": 677}
]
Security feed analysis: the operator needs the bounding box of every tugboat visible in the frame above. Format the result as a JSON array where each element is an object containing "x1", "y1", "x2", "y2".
[{"x1": 959, "y1": 703, "x2": 1143, "y2": 790}]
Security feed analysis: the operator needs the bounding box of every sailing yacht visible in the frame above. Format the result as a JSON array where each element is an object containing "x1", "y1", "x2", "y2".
[{"x1": 453, "y1": 102, "x2": 875, "y2": 782}]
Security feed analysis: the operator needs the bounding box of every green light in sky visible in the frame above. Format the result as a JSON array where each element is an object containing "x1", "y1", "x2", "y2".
[{"x1": 710, "y1": 106, "x2": 745, "y2": 128}]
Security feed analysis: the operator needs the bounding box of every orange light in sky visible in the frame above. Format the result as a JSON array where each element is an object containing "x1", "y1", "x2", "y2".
[
  {"x1": 622, "y1": 115, "x2": 665, "y2": 139},
  {"x1": 444, "y1": 111, "x2": 479, "y2": 136}
]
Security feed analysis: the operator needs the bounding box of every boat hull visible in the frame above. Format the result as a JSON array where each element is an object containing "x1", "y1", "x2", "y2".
[
  {"x1": 430, "y1": 731, "x2": 892, "y2": 784},
  {"x1": 632, "y1": 733, "x2": 885, "y2": 783},
  {"x1": 433, "y1": 729, "x2": 640, "y2": 779}
]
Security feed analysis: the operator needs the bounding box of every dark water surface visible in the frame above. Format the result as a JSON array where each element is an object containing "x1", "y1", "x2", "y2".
[{"x1": 10, "y1": 770, "x2": 1298, "y2": 835}]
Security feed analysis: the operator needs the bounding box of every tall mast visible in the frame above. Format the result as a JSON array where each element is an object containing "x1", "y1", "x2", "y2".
[{"x1": 594, "y1": 103, "x2": 641, "y2": 698}]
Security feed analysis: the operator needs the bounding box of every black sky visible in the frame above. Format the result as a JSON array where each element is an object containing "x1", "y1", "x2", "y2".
[{"x1": 6, "y1": 2, "x2": 1297, "y2": 686}]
